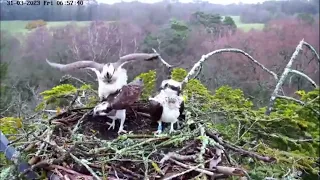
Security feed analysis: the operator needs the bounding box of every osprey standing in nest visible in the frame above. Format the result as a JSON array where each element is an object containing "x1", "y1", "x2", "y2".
[
  {"x1": 46, "y1": 53, "x2": 159, "y2": 101},
  {"x1": 148, "y1": 49, "x2": 203, "y2": 135},
  {"x1": 93, "y1": 78, "x2": 144, "y2": 134},
  {"x1": 149, "y1": 79, "x2": 185, "y2": 134}
]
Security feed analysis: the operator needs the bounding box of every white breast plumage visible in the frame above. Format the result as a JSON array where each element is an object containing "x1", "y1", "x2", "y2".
[
  {"x1": 150, "y1": 89, "x2": 183, "y2": 134},
  {"x1": 98, "y1": 68, "x2": 128, "y2": 100}
]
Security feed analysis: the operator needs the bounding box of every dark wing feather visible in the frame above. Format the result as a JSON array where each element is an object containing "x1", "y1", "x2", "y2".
[
  {"x1": 109, "y1": 84, "x2": 143, "y2": 110},
  {"x1": 46, "y1": 59, "x2": 104, "y2": 72},
  {"x1": 102, "y1": 109, "x2": 117, "y2": 116},
  {"x1": 149, "y1": 100, "x2": 163, "y2": 122},
  {"x1": 103, "y1": 89, "x2": 121, "y2": 102},
  {"x1": 178, "y1": 101, "x2": 185, "y2": 121},
  {"x1": 114, "y1": 53, "x2": 159, "y2": 69}
]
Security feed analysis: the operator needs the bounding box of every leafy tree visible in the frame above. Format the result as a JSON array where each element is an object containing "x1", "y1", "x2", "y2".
[
  {"x1": 223, "y1": 16, "x2": 237, "y2": 28},
  {"x1": 190, "y1": 11, "x2": 223, "y2": 35},
  {"x1": 0, "y1": 62, "x2": 11, "y2": 116},
  {"x1": 0, "y1": 31, "x2": 19, "y2": 116},
  {"x1": 191, "y1": 11, "x2": 222, "y2": 26},
  {"x1": 142, "y1": 18, "x2": 189, "y2": 57},
  {"x1": 297, "y1": 13, "x2": 315, "y2": 25}
]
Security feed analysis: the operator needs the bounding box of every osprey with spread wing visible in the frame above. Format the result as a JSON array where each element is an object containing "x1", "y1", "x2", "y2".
[
  {"x1": 46, "y1": 53, "x2": 158, "y2": 134},
  {"x1": 46, "y1": 53, "x2": 159, "y2": 101}
]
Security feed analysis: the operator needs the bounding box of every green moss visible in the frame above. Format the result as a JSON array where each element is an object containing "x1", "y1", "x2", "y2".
[
  {"x1": 40, "y1": 84, "x2": 77, "y2": 100},
  {"x1": 213, "y1": 85, "x2": 253, "y2": 109},
  {"x1": 79, "y1": 84, "x2": 93, "y2": 91},
  {"x1": 134, "y1": 70, "x2": 156, "y2": 99},
  {"x1": 171, "y1": 68, "x2": 187, "y2": 82},
  {"x1": 87, "y1": 96, "x2": 99, "y2": 107},
  {"x1": 0, "y1": 117, "x2": 22, "y2": 136},
  {"x1": 35, "y1": 83, "x2": 97, "y2": 111}
]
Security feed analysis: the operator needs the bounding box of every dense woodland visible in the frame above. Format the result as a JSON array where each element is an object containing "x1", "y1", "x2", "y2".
[
  {"x1": 0, "y1": 0, "x2": 319, "y2": 179},
  {"x1": 0, "y1": 0, "x2": 319, "y2": 23}
]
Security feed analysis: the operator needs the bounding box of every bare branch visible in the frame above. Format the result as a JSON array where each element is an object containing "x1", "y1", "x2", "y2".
[
  {"x1": 193, "y1": 64, "x2": 203, "y2": 79},
  {"x1": 303, "y1": 41, "x2": 320, "y2": 63},
  {"x1": 290, "y1": 69, "x2": 318, "y2": 88},
  {"x1": 265, "y1": 39, "x2": 305, "y2": 115},
  {"x1": 160, "y1": 152, "x2": 197, "y2": 164},
  {"x1": 163, "y1": 157, "x2": 214, "y2": 180},
  {"x1": 70, "y1": 153, "x2": 101, "y2": 180},
  {"x1": 169, "y1": 158, "x2": 214, "y2": 176},
  {"x1": 206, "y1": 131, "x2": 275, "y2": 163},
  {"x1": 181, "y1": 48, "x2": 278, "y2": 87},
  {"x1": 152, "y1": 48, "x2": 172, "y2": 68},
  {"x1": 276, "y1": 95, "x2": 305, "y2": 105}
]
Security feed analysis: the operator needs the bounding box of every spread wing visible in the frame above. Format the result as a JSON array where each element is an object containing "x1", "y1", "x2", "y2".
[
  {"x1": 113, "y1": 53, "x2": 159, "y2": 69},
  {"x1": 46, "y1": 59, "x2": 104, "y2": 72}
]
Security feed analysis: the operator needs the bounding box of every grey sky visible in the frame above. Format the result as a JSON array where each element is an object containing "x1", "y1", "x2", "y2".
[{"x1": 98, "y1": 0, "x2": 269, "y2": 5}]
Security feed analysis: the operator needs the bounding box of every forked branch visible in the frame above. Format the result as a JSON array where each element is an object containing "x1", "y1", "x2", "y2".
[{"x1": 265, "y1": 39, "x2": 319, "y2": 115}]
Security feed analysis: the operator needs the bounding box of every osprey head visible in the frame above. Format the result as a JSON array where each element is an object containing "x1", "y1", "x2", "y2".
[
  {"x1": 100, "y1": 52, "x2": 159, "y2": 83},
  {"x1": 160, "y1": 79, "x2": 182, "y2": 96},
  {"x1": 101, "y1": 63, "x2": 118, "y2": 83},
  {"x1": 93, "y1": 101, "x2": 112, "y2": 117}
]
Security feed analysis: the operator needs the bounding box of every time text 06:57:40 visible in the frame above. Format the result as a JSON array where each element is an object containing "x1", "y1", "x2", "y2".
[{"x1": 6, "y1": 0, "x2": 84, "y2": 6}]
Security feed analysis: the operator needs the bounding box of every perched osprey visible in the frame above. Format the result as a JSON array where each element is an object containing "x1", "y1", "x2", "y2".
[
  {"x1": 93, "y1": 78, "x2": 144, "y2": 134},
  {"x1": 149, "y1": 79, "x2": 185, "y2": 134},
  {"x1": 46, "y1": 53, "x2": 159, "y2": 101},
  {"x1": 148, "y1": 48, "x2": 208, "y2": 135}
]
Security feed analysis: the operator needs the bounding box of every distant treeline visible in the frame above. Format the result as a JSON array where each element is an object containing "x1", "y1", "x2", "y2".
[{"x1": 0, "y1": 0, "x2": 319, "y2": 24}]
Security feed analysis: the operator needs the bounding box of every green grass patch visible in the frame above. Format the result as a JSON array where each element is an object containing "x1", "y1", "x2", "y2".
[
  {"x1": 226, "y1": 16, "x2": 265, "y2": 32},
  {"x1": 1, "y1": 16, "x2": 264, "y2": 35},
  {"x1": 0, "y1": 20, "x2": 91, "y2": 34}
]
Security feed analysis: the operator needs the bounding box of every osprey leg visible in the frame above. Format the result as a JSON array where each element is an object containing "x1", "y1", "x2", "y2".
[
  {"x1": 169, "y1": 121, "x2": 176, "y2": 134},
  {"x1": 106, "y1": 117, "x2": 116, "y2": 130},
  {"x1": 176, "y1": 121, "x2": 181, "y2": 129},
  {"x1": 154, "y1": 121, "x2": 162, "y2": 134},
  {"x1": 117, "y1": 109, "x2": 127, "y2": 134}
]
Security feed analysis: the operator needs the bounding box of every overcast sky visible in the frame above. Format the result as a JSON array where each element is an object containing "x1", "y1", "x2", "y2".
[{"x1": 97, "y1": 0, "x2": 269, "y2": 5}]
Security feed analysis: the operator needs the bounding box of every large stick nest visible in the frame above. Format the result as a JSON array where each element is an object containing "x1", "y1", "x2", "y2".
[{"x1": 16, "y1": 100, "x2": 275, "y2": 180}]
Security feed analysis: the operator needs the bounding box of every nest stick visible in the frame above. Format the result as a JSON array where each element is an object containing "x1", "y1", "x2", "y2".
[{"x1": 70, "y1": 153, "x2": 101, "y2": 180}]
